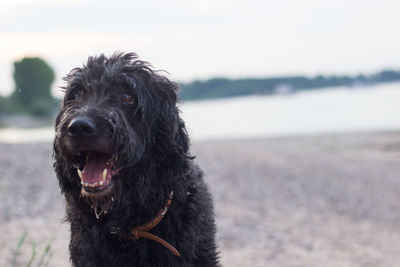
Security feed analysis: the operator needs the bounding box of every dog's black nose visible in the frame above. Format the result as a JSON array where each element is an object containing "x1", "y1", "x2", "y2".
[{"x1": 67, "y1": 117, "x2": 97, "y2": 137}]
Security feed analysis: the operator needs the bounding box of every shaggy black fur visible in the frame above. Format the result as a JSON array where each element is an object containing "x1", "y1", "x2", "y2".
[{"x1": 53, "y1": 52, "x2": 219, "y2": 267}]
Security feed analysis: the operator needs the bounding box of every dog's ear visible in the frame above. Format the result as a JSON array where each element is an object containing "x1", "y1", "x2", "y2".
[
  {"x1": 120, "y1": 59, "x2": 191, "y2": 165},
  {"x1": 133, "y1": 73, "x2": 191, "y2": 167},
  {"x1": 153, "y1": 77, "x2": 190, "y2": 158}
]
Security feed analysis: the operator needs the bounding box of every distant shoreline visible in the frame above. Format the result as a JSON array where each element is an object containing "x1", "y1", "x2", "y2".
[{"x1": 179, "y1": 69, "x2": 400, "y2": 101}]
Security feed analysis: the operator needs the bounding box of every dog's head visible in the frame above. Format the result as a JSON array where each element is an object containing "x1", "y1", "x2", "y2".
[{"x1": 54, "y1": 52, "x2": 189, "y2": 205}]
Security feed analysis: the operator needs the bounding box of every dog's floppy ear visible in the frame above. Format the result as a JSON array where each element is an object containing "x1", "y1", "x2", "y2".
[
  {"x1": 119, "y1": 56, "x2": 191, "y2": 164},
  {"x1": 152, "y1": 76, "x2": 190, "y2": 159}
]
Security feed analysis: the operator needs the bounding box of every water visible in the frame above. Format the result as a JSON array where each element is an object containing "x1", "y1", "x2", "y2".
[
  {"x1": 181, "y1": 81, "x2": 400, "y2": 140},
  {"x1": 0, "y1": 127, "x2": 54, "y2": 143},
  {"x1": 1, "y1": 82, "x2": 400, "y2": 143}
]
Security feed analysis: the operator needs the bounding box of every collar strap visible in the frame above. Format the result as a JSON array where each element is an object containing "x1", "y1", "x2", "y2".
[{"x1": 112, "y1": 191, "x2": 181, "y2": 257}]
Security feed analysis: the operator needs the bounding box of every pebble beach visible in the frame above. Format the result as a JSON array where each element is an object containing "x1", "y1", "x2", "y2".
[{"x1": 1, "y1": 132, "x2": 400, "y2": 266}]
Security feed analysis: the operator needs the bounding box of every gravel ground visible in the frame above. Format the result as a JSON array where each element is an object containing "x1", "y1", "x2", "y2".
[{"x1": 1, "y1": 132, "x2": 400, "y2": 266}]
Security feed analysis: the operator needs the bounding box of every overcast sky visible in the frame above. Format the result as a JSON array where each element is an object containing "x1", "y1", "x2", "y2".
[{"x1": 1, "y1": 0, "x2": 400, "y2": 96}]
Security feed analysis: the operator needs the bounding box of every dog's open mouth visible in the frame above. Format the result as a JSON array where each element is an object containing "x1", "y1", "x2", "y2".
[{"x1": 76, "y1": 151, "x2": 119, "y2": 194}]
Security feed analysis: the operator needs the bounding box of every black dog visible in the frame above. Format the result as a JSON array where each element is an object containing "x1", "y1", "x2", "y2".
[{"x1": 53, "y1": 52, "x2": 219, "y2": 266}]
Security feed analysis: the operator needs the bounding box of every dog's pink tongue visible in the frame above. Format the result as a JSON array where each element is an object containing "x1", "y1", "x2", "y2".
[{"x1": 82, "y1": 154, "x2": 109, "y2": 183}]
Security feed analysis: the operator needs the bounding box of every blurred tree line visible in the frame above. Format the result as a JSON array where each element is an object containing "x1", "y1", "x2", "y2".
[
  {"x1": 179, "y1": 70, "x2": 400, "y2": 101},
  {"x1": 1, "y1": 56, "x2": 400, "y2": 116},
  {"x1": 0, "y1": 57, "x2": 55, "y2": 117}
]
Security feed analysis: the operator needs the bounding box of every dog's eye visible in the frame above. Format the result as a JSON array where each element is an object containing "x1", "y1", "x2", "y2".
[
  {"x1": 122, "y1": 93, "x2": 134, "y2": 104},
  {"x1": 66, "y1": 90, "x2": 82, "y2": 102}
]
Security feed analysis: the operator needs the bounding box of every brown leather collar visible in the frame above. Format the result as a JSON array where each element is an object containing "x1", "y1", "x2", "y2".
[{"x1": 111, "y1": 191, "x2": 181, "y2": 257}]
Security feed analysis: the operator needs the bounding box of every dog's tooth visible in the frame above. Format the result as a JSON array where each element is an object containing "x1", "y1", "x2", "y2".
[
  {"x1": 111, "y1": 197, "x2": 114, "y2": 201},
  {"x1": 102, "y1": 168, "x2": 107, "y2": 181},
  {"x1": 99, "y1": 180, "x2": 104, "y2": 186},
  {"x1": 77, "y1": 169, "x2": 83, "y2": 179}
]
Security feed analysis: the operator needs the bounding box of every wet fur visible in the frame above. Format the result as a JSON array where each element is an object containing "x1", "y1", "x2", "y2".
[{"x1": 53, "y1": 52, "x2": 219, "y2": 266}]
